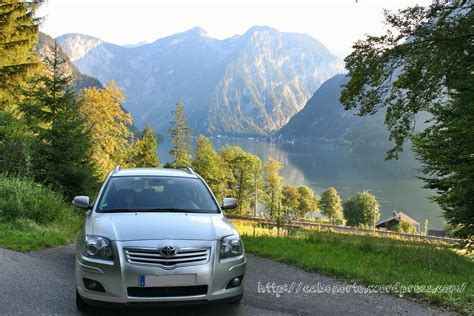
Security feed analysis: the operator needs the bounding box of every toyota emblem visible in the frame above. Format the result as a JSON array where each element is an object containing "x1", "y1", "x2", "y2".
[{"x1": 160, "y1": 246, "x2": 176, "y2": 257}]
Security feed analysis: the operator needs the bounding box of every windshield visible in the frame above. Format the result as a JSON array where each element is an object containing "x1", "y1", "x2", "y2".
[{"x1": 96, "y1": 176, "x2": 219, "y2": 213}]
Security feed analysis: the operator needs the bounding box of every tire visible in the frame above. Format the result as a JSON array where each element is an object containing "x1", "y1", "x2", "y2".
[{"x1": 76, "y1": 288, "x2": 89, "y2": 311}]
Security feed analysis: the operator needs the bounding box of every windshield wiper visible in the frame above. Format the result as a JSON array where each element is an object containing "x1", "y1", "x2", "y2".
[
  {"x1": 100, "y1": 207, "x2": 201, "y2": 213},
  {"x1": 100, "y1": 208, "x2": 140, "y2": 213},
  {"x1": 137, "y1": 208, "x2": 200, "y2": 213}
]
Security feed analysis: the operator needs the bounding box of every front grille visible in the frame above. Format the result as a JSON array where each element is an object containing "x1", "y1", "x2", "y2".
[
  {"x1": 124, "y1": 247, "x2": 210, "y2": 268},
  {"x1": 128, "y1": 285, "x2": 208, "y2": 297}
]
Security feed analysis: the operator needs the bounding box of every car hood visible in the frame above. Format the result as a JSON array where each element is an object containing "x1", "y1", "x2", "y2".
[{"x1": 90, "y1": 212, "x2": 236, "y2": 241}]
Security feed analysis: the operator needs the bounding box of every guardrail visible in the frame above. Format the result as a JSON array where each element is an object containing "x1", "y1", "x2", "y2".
[{"x1": 228, "y1": 215, "x2": 463, "y2": 244}]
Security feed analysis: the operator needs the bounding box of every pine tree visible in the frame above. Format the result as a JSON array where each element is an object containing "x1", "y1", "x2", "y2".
[
  {"x1": 192, "y1": 135, "x2": 230, "y2": 202},
  {"x1": 169, "y1": 100, "x2": 192, "y2": 168},
  {"x1": 0, "y1": 0, "x2": 43, "y2": 112},
  {"x1": 320, "y1": 187, "x2": 345, "y2": 225},
  {"x1": 263, "y1": 157, "x2": 283, "y2": 219},
  {"x1": 0, "y1": 111, "x2": 31, "y2": 176},
  {"x1": 133, "y1": 124, "x2": 159, "y2": 167},
  {"x1": 19, "y1": 41, "x2": 96, "y2": 198},
  {"x1": 80, "y1": 81, "x2": 133, "y2": 179}
]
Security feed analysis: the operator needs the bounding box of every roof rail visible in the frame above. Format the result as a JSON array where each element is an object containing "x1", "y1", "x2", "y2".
[
  {"x1": 113, "y1": 165, "x2": 121, "y2": 174},
  {"x1": 176, "y1": 166, "x2": 195, "y2": 175}
]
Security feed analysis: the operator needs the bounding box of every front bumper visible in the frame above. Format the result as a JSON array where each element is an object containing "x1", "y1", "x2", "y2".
[{"x1": 76, "y1": 239, "x2": 246, "y2": 304}]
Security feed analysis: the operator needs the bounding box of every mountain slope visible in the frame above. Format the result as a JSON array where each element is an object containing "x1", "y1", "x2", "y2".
[
  {"x1": 274, "y1": 74, "x2": 390, "y2": 149},
  {"x1": 56, "y1": 26, "x2": 344, "y2": 135},
  {"x1": 37, "y1": 33, "x2": 139, "y2": 135},
  {"x1": 37, "y1": 33, "x2": 102, "y2": 90}
]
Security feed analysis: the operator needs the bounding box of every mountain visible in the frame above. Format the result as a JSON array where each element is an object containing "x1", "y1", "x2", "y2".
[
  {"x1": 274, "y1": 74, "x2": 391, "y2": 150},
  {"x1": 37, "y1": 33, "x2": 139, "y2": 135},
  {"x1": 37, "y1": 33, "x2": 102, "y2": 90},
  {"x1": 56, "y1": 26, "x2": 345, "y2": 135},
  {"x1": 122, "y1": 41, "x2": 148, "y2": 48}
]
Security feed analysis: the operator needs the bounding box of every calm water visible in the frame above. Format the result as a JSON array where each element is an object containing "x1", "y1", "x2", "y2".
[{"x1": 157, "y1": 138, "x2": 444, "y2": 229}]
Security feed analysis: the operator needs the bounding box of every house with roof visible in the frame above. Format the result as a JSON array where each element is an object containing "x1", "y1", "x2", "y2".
[{"x1": 375, "y1": 211, "x2": 420, "y2": 233}]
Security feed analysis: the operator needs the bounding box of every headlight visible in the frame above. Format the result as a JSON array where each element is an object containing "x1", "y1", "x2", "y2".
[
  {"x1": 84, "y1": 235, "x2": 113, "y2": 260},
  {"x1": 219, "y1": 235, "x2": 243, "y2": 259}
]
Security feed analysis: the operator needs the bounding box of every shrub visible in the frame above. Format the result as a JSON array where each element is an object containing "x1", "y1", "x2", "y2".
[
  {"x1": 0, "y1": 176, "x2": 71, "y2": 224},
  {"x1": 391, "y1": 221, "x2": 417, "y2": 234}
]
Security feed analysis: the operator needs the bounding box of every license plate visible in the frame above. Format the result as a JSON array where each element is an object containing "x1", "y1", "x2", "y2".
[{"x1": 139, "y1": 274, "x2": 197, "y2": 287}]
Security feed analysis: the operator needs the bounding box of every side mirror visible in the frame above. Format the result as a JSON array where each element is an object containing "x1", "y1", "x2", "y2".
[
  {"x1": 72, "y1": 196, "x2": 91, "y2": 210},
  {"x1": 222, "y1": 198, "x2": 238, "y2": 210}
]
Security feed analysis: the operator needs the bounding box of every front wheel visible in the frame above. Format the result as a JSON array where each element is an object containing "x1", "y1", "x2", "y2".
[{"x1": 76, "y1": 288, "x2": 89, "y2": 311}]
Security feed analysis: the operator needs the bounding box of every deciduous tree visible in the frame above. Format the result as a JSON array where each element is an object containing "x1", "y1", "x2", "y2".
[
  {"x1": 297, "y1": 185, "x2": 319, "y2": 218},
  {"x1": 263, "y1": 157, "x2": 283, "y2": 219},
  {"x1": 221, "y1": 145, "x2": 262, "y2": 216},
  {"x1": 80, "y1": 81, "x2": 133, "y2": 179},
  {"x1": 340, "y1": 1, "x2": 473, "y2": 238},
  {"x1": 320, "y1": 187, "x2": 345, "y2": 225},
  {"x1": 392, "y1": 221, "x2": 417, "y2": 235},
  {"x1": 282, "y1": 185, "x2": 300, "y2": 216},
  {"x1": 341, "y1": 1, "x2": 472, "y2": 158},
  {"x1": 343, "y1": 191, "x2": 380, "y2": 228},
  {"x1": 192, "y1": 135, "x2": 231, "y2": 203}
]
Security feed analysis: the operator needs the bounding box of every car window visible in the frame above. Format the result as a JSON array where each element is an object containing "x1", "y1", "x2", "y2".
[{"x1": 97, "y1": 176, "x2": 219, "y2": 213}]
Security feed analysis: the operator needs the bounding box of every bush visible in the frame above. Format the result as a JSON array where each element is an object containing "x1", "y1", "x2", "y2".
[
  {"x1": 0, "y1": 176, "x2": 71, "y2": 224},
  {"x1": 391, "y1": 221, "x2": 417, "y2": 234}
]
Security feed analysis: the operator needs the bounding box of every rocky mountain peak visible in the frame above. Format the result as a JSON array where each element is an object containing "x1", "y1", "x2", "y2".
[
  {"x1": 56, "y1": 26, "x2": 345, "y2": 136},
  {"x1": 55, "y1": 33, "x2": 104, "y2": 61}
]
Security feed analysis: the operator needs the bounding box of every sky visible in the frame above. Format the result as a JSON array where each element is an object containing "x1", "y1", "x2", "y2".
[{"x1": 38, "y1": 0, "x2": 433, "y2": 59}]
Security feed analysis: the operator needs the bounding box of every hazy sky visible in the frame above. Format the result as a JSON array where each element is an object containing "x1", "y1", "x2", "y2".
[{"x1": 38, "y1": 0, "x2": 432, "y2": 59}]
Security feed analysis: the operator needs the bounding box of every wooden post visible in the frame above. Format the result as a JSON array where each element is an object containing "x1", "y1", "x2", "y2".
[{"x1": 254, "y1": 174, "x2": 258, "y2": 217}]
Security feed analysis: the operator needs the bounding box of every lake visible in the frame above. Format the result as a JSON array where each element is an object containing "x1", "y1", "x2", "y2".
[{"x1": 157, "y1": 138, "x2": 445, "y2": 230}]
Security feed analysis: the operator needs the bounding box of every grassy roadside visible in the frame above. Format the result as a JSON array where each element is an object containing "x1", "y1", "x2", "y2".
[
  {"x1": 0, "y1": 176, "x2": 83, "y2": 252},
  {"x1": 0, "y1": 216, "x2": 82, "y2": 252},
  {"x1": 234, "y1": 221, "x2": 473, "y2": 313}
]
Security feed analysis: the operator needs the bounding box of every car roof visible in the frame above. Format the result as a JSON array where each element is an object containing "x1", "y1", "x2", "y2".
[{"x1": 112, "y1": 168, "x2": 198, "y2": 178}]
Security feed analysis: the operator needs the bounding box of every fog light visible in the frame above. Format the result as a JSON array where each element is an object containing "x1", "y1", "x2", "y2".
[
  {"x1": 226, "y1": 275, "x2": 244, "y2": 289},
  {"x1": 83, "y1": 278, "x2": 106, "y2": 292}
]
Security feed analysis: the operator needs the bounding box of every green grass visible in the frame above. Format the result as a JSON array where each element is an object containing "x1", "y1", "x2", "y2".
[
  {"x1": 0, "y1": 216, "x2": 83, "y2": 252},
  {"x1": 241, "y1": 230, "x2": 473, "y2": 313},
  {"x1": 0, "y1": 176, "x2": 84, "y2": 252}
]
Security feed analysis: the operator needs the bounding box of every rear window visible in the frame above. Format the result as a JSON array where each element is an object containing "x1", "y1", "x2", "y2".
[{"x1": 96, "y1": 176, "x2": 219, "y2": 213}]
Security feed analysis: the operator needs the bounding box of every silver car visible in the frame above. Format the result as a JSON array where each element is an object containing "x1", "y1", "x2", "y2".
[{"x1": 72, "y1": 167, "x2": 245, "y2": 309}]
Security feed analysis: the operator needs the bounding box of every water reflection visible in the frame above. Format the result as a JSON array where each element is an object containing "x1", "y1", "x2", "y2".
[{"x1": 157, "y1": 138, "x2": 444, "y2": 229}]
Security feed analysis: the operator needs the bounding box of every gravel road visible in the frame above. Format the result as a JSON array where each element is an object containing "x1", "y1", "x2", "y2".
[{"x1": 0, "y1": 245, "x2": 451, "y2": 315}]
